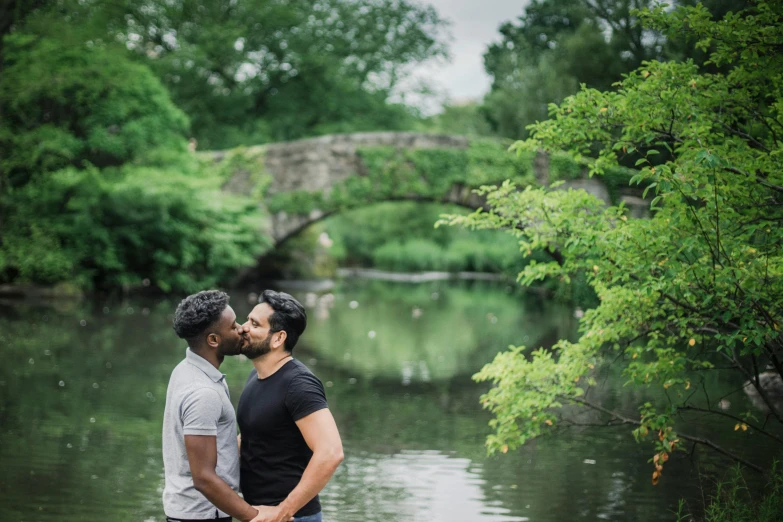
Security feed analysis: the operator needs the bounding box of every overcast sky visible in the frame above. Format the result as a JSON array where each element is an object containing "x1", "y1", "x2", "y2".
[{"x1": 400, "y1": 0, "x2": 529, "y2": 113}]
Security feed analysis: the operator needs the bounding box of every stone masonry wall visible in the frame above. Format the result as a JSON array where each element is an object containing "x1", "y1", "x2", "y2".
[
  {"x1": 208, "y1": 132, "x2": 646, "y2": 244},
  {"x1": 263, "y1": 132, "x2": 469, "y2": 196}
]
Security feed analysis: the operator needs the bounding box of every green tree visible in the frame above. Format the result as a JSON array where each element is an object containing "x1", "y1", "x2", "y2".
[
  {"x1": 2, "y1": 0, "x2": 448, "y2": 149},
  {"x1": 0, "y1": 32, "x2": 189, "y2": 191},
  {"x1": 422, "y1": 102, "x2": 494, "y2": 137},
  {"x1": 0, "y1": 0, "x2": 50, "y2": 68},
  {"x1": 77, "y1": 0, "x2": 448, "y2": 148},
  {"x1": 482, "y1": 50, "x2": 579, "y2": 141},
  {"x1": 0, "y1": 29, "x2": 267, "y2": 292},
  {"x1": 482, "y1": 0, "x2": 750, "y2": 138},
  {"x1": 0, "y1": 160, "x2": 268, "y2": 293},
  {"x1": 445, "y1": 0, "x2": 783, "y2": 480}
]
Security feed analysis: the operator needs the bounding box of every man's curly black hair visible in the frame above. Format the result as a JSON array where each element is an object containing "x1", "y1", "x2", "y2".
[{"x1": 173, "y1": 290, "x2": 230, "y2": 341}]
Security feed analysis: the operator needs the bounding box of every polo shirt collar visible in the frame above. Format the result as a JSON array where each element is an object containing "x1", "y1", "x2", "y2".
[{"x1": 185, "y1": 348, "x2": 226, "y2": 383}]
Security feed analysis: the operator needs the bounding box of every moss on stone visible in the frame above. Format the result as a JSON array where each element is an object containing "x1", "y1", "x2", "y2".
[
  {"x1": 215, "y1": 136, "x2": 640, "y2": 218},
  {"x1": 202, "y1": 145, "x2": 270, "y2": 201},
  {"x1": 267, "y1": 139, "x2": 536, "y2": 215}
]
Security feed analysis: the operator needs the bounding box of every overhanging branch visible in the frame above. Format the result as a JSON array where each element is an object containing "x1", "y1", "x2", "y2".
[
  {"x1": 561, "y1": 394, "x2": 766, "y2": 474},
  {"x1": 724, "y1": 167, "x2": 783, "y2": 194},
  {"x1": 677, "y1": 405, "x2": 783, "y2": 445}
]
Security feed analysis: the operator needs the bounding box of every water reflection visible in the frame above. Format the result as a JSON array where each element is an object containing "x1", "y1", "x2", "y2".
[
  {"x1": 299, "y1": 280, "x2": 575, "y2": 383},
  {"x1": 323, "y1": 450, "x2": 528, "y2": 522},
  {"x1": 0, "y1": 281, "x2": 778, "y2": 521}
]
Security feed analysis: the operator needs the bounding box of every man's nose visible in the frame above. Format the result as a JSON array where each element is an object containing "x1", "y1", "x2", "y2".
[{"x1": 241, "y1": 323, "x2": 250, "y2": 333}]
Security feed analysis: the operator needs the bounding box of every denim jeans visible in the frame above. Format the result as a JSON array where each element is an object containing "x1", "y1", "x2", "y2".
[{"x1": 294, "y1": 512, "x2": 322, "y2": 522}]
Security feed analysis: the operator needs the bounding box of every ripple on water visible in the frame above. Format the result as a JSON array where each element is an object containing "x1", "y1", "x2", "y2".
[
  {"x1": 0, "y1": 422, "x2": 164, "y2": 522},
  {"x1": 323, "y1": 450, "x2": 530, "y2": 522}
]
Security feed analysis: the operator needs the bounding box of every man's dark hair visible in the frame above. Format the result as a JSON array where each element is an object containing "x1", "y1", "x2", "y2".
[
  {"x1": 173, "y1": 290, "x2": 230, "y2": 343},
  {"x1": 259, "y1": 290, "x2": 307, "y2": 352}
]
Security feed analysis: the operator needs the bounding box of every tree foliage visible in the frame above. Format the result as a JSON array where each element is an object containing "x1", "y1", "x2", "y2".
[
  {"x1": 318, "y1": 201, "x2": 522, "y2": 275},
  {"x1": 679, "y1": 464, "x2": 783, "y2": 522},
  {"x1": 0, "y1": 31, "x2": 188, "y2": 190},
  {"x1": 0, "y1": 160, "x2": 268, "y2": 293},
  {"x1": 0, "y1": 28, "x2": 267, "y2": 293},
  {"x1": 445, "y1": 0, "x2": 783, "y2": 479},
  {"x1": 78, "y1": 0, "x2": 448, "y2": 148},
  {"x1": 481, "y1": 0, "x2": 750, "y2": 139},
  {"x1": 422, "y1": 102, "x2": 494, "y2": 137},
  {"x1": 2, "y1": 0, "x2": 448, "y2": 149}
]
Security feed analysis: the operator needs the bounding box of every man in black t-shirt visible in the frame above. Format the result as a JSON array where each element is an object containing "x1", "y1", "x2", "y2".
[{"x1": 238, "y1": 290, "x2": 343, "y2": 522}]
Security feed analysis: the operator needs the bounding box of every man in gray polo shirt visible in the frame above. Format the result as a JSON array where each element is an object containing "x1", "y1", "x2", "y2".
[{"x1": 163, "y1": 290, "x2": 283, "y2": 522}]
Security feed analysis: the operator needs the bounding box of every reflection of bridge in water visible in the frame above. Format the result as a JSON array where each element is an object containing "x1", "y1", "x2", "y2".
[{"x1": 206, "y1": 132, "x2": 639, "y2": 248}]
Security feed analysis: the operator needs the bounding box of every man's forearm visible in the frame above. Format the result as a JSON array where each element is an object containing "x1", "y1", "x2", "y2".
[
  {"x1": 277, "y1": 450, "x2": 344, "y2": 517},
  {"x1": 194, "y1": 473, "x2": 258, "y2": 522}
]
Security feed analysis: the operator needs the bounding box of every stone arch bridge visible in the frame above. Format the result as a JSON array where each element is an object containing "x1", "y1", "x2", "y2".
[{"x1": 205, "y1": 132, "x2": 645, "y2": 246}]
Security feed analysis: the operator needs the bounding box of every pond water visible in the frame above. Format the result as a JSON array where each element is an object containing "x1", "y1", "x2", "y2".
[{"x1": 0, "y1": 280, "x2": 776, "y2": 521}]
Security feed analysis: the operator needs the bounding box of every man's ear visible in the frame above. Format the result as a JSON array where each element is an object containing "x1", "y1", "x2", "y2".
[
  {"x1": 206, "y1": 332, "x2": 220, "y2": 348},
  {"x1": 273, "y1": 330, "x2": 287, "y2": 350}
]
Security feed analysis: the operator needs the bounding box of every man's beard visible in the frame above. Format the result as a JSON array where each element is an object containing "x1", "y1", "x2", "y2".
[{"x1": 243, "y1": 333, "x2": 272, "y2": 360}]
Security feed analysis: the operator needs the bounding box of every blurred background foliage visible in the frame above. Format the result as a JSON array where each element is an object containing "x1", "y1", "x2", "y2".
[
  {"x1": 270, "y1": 202, "x2": 525, "y2": 276},
  {"x1": 0, "y1": 0, "x2": 750, "y2": 296},
  {"x1": 479, "y1": 0, "x2": 750, "y2": 140}
]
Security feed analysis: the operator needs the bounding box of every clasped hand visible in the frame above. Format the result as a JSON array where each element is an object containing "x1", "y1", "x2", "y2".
[{"x1": 250, "y1": 504, "x2": 293, "y2": 522}]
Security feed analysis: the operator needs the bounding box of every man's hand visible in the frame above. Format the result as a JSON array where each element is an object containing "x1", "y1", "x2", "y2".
[{"x1": 250, "y1": 505, "x2": 294, "y2": 522}]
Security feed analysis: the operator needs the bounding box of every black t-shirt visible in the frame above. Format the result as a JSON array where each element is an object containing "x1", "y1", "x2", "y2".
[{"x1": 237, "y1": 359, "x2": 328, "y2": 517}]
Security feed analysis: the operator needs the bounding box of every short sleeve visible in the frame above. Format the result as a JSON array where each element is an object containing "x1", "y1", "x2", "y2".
[
  {"x1": 285, "y1": 372, "x2": 328, "y2": 422},
  {"x1": 181, "y1": 387, "x2": 223, "y2": 436}
]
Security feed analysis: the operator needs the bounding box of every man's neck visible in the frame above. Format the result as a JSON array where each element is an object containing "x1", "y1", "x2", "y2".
[
  {"x1": 192, "y1": 346, "x2": 223, "y2": 369},
  {"x1": 253, "y1": 351, "x2": 292, "y2": 379}
]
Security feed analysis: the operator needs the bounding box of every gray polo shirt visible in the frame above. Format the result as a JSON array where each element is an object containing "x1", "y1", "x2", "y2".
[{"x1": 162, "y1": 348, "x2": 240, "y2": 519}]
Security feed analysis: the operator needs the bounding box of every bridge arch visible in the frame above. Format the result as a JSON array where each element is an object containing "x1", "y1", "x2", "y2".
[{"x1": 206, "y1": 132, "x2": 642, "y2": 247}]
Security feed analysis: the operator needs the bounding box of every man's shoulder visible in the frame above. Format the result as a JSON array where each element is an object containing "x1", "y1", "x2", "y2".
[
  {"x1": 286, "y1": 359, "x2": 324, "y2": 386},
  {"x1": 284, "y1": 359, "x2": 328, "y2": 420},
  {"x1": 288, "y1": 358, "x2": 317, "y2": 377},
  {"x1": 286, "y1": 359, "x2": 326, "y2": 391},
  {"x1": 170, "y1": 356, "x2": 196, "y2": 379},
  {"x1": 168, "y1": 357, "x2": 214, "y2": 394}
]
